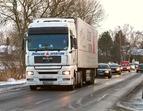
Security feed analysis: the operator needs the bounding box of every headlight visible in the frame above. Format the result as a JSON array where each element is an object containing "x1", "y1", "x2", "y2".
[
  {"x1": 62, "y1": 71, "x2": 70, "y2": 75},
  {"x1": 116, "y1": 68, "x2": 120, "y2": 71},
  {"x1": 27, "y1": 71, "x2": 34, "y2": 76},
  {"x1": 105, "y1": 70, "x2": 109, "y2": 73},
  {"x1": 127, "y1": 66, "x2": 130, "y2": 69}
]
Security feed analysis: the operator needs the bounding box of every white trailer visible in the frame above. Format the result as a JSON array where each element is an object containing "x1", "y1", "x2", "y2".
[{"x1": 25, "y1": 18, "x2": 98, "y2": 90}]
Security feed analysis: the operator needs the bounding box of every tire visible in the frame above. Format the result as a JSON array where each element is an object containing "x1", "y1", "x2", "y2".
[
  {"x1": 69, "y1": 85, "x2": 75, "y2": 90},
  {"x1": 136, "y1": 70, "x2": 139, "y2": 73},
  {"x1": 118, "y1": 72, "x2": 121, "y2": 75},
  {"x1": 77, "y1": 71, "x2": 83, "y2": 88},
  {"x1": 79, "y1": 71, "x2": 83, "y2": 88},
  {"x1": 70, "y1": 76, "x2": 76, "y2": 90},
  {"x1": 96, "y1": 74, "x2": 98, "y2": 78},
  {"x1": 90, "y1": 70, "x2": 95, "y2": 85},
  {"x1": 90, "y1": 77, "x2": 95, "y2": 85},
  {"x1": 30, "y1": 85, "x2": 37, "y2": 90},
  {"x1": 96, "y1": 73, "x2": 99, "y2": 78},
  {"x1": 79, "y1": 76, "x2": 83, "y2": 88},
  {"x1": 108, "y1": 73, "x2": 112, "y2": 79}
]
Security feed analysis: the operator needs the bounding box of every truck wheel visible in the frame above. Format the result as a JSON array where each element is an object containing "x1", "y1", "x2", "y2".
[
  {"x1": 96, "y1": 74, "x2": 99, "y2": 78},
  {"x1": 79, "y1": 71, "x2": 83, "y2": 87},
  {"x1": 30, "y1": 85, "x2": 37, "y2": 90},
  {"x1": 70, "y1": 77, "x2": 76, "y2": 90},
  {"x1": 70, "y1": 84, "x2": 75, "y2": 90},
  {"x1": 91, "y1": 70, "x2": 95, "y2": 84},
  {"x1": 90, "y1": 77, "x2": 95, "y2": 85}
]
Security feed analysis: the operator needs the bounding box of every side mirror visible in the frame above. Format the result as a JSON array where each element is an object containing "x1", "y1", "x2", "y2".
[{"x1": 73, "y1": 38, "x2": 77, "y2": 49}]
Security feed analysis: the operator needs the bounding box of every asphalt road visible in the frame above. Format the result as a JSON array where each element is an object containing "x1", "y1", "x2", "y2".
[
  {"x1": 0, "y1": 72, "x2": 143, "y2": 111},
  {"x1": 114, "y1": 74, "x2": 143, "y2": 111}
]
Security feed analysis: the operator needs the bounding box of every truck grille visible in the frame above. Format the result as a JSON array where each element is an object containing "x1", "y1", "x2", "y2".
[
  {"x1": 38, "y1": 72, "x2": 58, "y2": 74},
  {"x1": 39, "y1": 78, "x2": 57, "y2": 81},
  {"x1": 34, "y1": 56, "x2": 61, "y2": 63}
]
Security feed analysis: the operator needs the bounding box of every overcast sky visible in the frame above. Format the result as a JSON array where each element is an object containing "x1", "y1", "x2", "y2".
[{"x1": 99, "y1": 0, "x2": 143, "y2": 32}]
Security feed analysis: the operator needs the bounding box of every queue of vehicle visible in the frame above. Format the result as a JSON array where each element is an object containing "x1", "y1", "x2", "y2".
[{"x1": 96, "y1": 61, "x2": 141, "y2": 79}]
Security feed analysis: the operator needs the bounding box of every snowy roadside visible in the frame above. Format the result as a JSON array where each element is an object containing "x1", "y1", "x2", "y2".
[
  {"x1": 114, "y1": 80, "x2": 143, "y2": 111},
  {"x1": 0, "y1": 78, "x2": 27, "y2": 93}
]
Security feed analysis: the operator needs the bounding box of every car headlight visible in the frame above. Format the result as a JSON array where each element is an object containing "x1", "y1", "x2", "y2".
[
  {"x1": 116, "y1": 68, "x2": 120, "y2": 71},
  {"x1": 62, "y1": 71, "x2": 70, "y2": 75},
  {"x1": 105, "y1": 70, "x2": 109, "y2": 73},
  {"x1": 127, "y1": 66, "x2": 130, "y2": 69},
  {"x1": 27, "y1": 71, "x2": 34, "y2": 76}
]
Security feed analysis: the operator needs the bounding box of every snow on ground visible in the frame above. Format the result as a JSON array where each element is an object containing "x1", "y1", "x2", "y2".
[
  {"x1": 0, "y1": 78, "x2": 26, "y2": 86},
  {"x1": 0, "y1": 78, "x2": 27, "y2": 93}
]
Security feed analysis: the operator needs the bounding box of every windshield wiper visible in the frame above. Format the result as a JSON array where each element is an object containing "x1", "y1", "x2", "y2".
[
  {"x1": 29, "y1": 48, "x2": 41, "y2": 51},
  {"x1": 45, "y1": 49, "x2": 62, "y2": 51},
  {"x1": 29, "y1": 48, "x2": 65, "y2": 51}
]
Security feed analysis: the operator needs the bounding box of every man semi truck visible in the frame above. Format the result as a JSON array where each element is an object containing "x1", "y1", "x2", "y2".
[{"x1": 25, "y1": 18, "x2": 98, "y2": 90}]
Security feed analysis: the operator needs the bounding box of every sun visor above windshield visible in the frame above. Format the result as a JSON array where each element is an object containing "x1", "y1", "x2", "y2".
[{"x1": 28, "y1": 27, "x2": 68, "y2": 35}]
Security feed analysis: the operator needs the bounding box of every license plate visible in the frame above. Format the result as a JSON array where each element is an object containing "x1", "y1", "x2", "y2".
[
  {"x1": 98, "y1": 72, "x2": 104, "y2": 75},
  {"x1": 43, "y1": 81, "x2": 53, "y2": 85}
]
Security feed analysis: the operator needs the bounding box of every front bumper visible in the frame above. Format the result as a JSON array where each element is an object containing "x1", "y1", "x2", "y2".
[
  {"x1": 122, "y1": 68, "x2": 130, "y2": 71},
  {"x1": 26, "y1": 77, "x2": 73, "y2": 86},
  {"x1": 137, "y1": 69, "x2": 143, "y2": 72},
  {"x1": 111, "y1": 69, "x2": 121, "y2": 73},
  {"x1": 97, "y1": 71, "x2": 110, "y2": 76},
  {"x1": 26, "y1": 66, "x2": 76, "y2": 86}
]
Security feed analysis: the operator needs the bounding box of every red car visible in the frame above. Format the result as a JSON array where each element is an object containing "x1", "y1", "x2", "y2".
[{"x1": 120, "y1": 61, "x2": 131, "y2": 72}]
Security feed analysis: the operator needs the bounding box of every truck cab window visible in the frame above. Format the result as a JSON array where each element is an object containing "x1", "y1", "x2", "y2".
[{"x1": 28, "y1": 34, "x2": 68, "y2": 51}]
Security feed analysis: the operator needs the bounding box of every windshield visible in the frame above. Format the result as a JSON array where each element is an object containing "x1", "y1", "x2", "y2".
[
  {"x1": 139, "y1": 64, "x2": 143, "y2": 68},
  {"x1": 28, "y1": 34, "x2": 68, "y2": 51},
  {"x1": 121, "y1": 64, "x2": 129, "y2": 66},
  {"x1": 98, "y1": 65, "x2": 109, "y2": 69},
  {"x1": 109, "y1": 64, "x2": 118, "y2": 67}
]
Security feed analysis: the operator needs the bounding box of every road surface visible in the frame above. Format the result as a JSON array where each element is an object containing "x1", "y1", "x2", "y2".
[
  {"x1": 113, "y1": 73, "x2": 143, "y2": 111},
  {"x1": 0, "y1": 72, "x2": 142, "y2": 111}
]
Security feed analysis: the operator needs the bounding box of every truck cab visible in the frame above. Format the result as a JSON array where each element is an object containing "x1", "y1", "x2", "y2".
[{"x1": 26, "y1": 18, "x2": 78, "y2": 89}]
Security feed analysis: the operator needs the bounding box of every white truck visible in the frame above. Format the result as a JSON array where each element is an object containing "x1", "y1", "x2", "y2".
[{"x1": 25, "y1": 18, "x2": 98, "y2": 90}]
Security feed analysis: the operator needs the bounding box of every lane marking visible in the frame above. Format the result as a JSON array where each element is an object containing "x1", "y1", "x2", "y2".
[
  {"x1": 97, "y1": 94, "x2": 108, "y2": 102},
  {"x1": 68, "y1": 104, "x2": 76, "y2": 110},
  {"x1": 76, "y1": 98, "x2": 82, "y2": 106},
  {"x1": 35, "y1": 99, "x2": 51, "y2": 105}
]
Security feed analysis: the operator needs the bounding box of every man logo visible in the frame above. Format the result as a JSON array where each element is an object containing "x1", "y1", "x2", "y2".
[{"x1": 45, "y1": 52, "x2": 49, "y2": 56}]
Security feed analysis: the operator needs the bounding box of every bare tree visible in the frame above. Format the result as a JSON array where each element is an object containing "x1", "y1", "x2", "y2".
[
  {"x1": 136, "y1": 31, "x2": 143, "y2": 48},
  {"x1": 0, "y1": 0, "x2": 104, "y2": 49},
  {"x1": 0, "y1": 0, "x2": 104, "y2": 77},
  {"x1": 0, "y1": 31, "x2": 5, "y2": 44},
  {"x1": 111, "y1": 25, "x2": 143, "y2": 62},
  {"x1": 120, "y1": 24, "x2": 143, "y2": 48}
]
